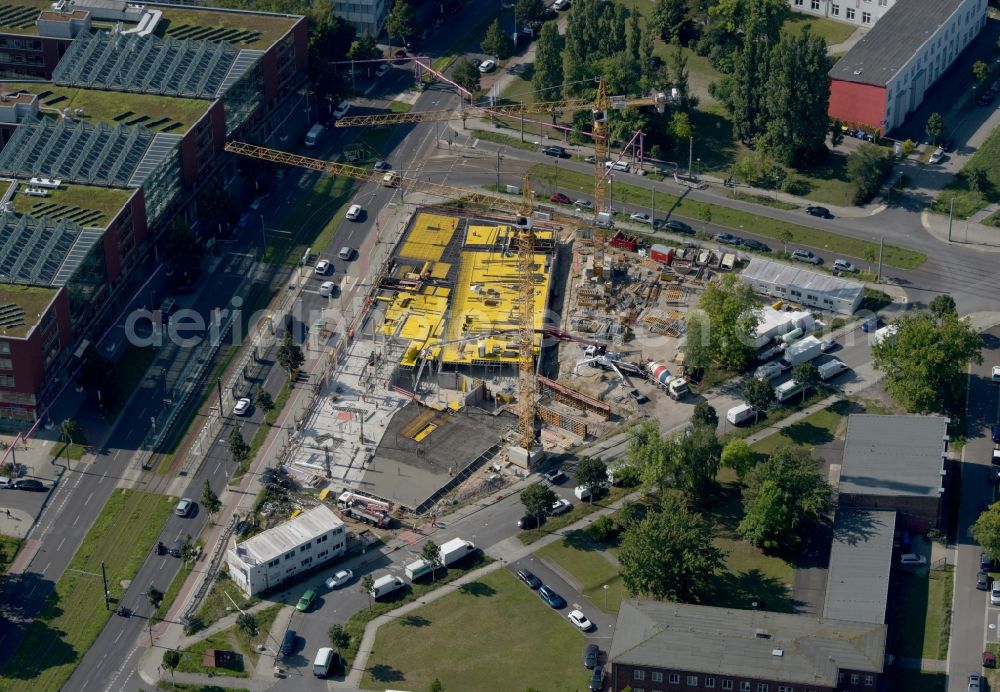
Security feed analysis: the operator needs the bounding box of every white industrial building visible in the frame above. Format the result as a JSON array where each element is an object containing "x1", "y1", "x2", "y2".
[
  {"x1": 751, "y1": 306, "x2": 816, "y2": 349},
  {"x1": 788, "y1": 0, "x2": 896, "y2": 28},
  {"x1": 226, "y1": 504, "x2": 347, "y2": 597},
  {"x1": 333, "y1": 0, "x2": 390, "y2": 40},
  {"x1": 741, "y1": 258, "x2": 864, "y2": 315}
]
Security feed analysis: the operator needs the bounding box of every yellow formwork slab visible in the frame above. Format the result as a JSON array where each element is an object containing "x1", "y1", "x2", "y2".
[
  {"x1": 465, "y1": 224, "x2": 554, "y2": 247},
  {"x1": 399, "y1": 213, "x2": 459, "y2": 262}
]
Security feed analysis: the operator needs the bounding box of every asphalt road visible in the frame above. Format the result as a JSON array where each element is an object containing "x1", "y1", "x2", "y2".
[{"x1": 949, "y1": 326, "x2": 1000, "y2": 692}]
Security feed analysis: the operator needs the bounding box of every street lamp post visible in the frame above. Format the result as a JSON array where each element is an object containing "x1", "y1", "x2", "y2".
[
  {"x1": 603, "y1": 583, "x2": 609, "y2": 610},
  {"x1": 609, "y1": 175, "x2": 614, "y2": 212}
]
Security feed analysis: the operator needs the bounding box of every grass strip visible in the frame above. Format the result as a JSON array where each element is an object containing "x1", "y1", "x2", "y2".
[
  {"x1": 0, "y1": 490, "x2": 175, "y2": 692},
  {"x1": 0, "y1": 535, "x2": 21, "y2": 574},
  {"x1": 245, "y1": 381, "x2": 292, "y2": 463},
  {"x1": 518, "y1": 486, "x2": 632, "y2": 545},
  {"x1": 529, "y1": 163, "x2": 927, "y2": 269}
]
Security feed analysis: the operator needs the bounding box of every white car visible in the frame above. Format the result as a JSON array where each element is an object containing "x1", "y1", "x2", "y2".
[
  {"x1": 754, "y1": 362, "x2": 784, "y2": 382},
  {"x1": 629, "y1": 212, "x2": 652, "y2": 224},
  {"x1": 375, "y1": 63, "x2": 391, "y2": 77},
  {"x1": 568, "y1": 609, "x2": 594, "y2": 631},
  {"x1": 553, "y1": 0, "x2": 570, "y2": 9},
  {"x1": 833, "y1": 259, "x2": 858, "y2": 273},
  {"x1": 992, "y1": 582, "x2": 1000, "y2": 606},
  {"x1": 338, "y1": 246, "x2": 354, "y2": 260},
  {"x1": 550, "y1": 498, "x2": 572, "y2": 515},
  {"x1": 174, "y1": 498, "x2": 194, "y2": 517},
  {"x1": 346, "y1": 204, "x2": 362, "y2": 221},
  {"x1": 478, "y1": 59, "x2": 497, "y2": 73},
  {"x1": 233, "y1": 397, "x2": 252, "y2": 416},
  {"x1": 333, "y1": 102, "x2": 350, "y2": 118},
  {"x1": 319, "y1": 281, "x2": 336, "y2": 297},
  {"x1": 899, "y1": 553, "x2": 927, "y2": 566},
  {"x1": 992, "y1": 365, "x2": 1000, "y2": 383},
  {"x1": 325, "y1": 569, "x2": 354, "y2": 589},
  {"x1": 929, "y1": 147, "x2": 944, "y2": 164},
  {"x1": 314, "y1": 259, "x2": 332, "y2": 275},
  {"x1": 574, "y1": 199, "x2": 592, "y2": 209}
]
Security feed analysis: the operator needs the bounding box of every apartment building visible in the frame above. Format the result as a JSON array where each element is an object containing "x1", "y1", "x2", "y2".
[{"x1": 788, "y1": 0, "x2": 896, "y2": 28}]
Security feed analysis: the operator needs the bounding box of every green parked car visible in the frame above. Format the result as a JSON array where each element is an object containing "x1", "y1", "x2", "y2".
[{"x1": 296, "y1": 589, "x2": 316, "y2": 612}]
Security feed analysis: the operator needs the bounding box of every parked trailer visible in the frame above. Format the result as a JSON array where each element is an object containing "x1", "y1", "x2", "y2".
[
  {"x1": 649, "y1": 244, "x2": 674, "y2": 265},
  {"x1": 440, "y1": 537, "x2": 476, "y2": 566},
  {"x1": 782, "y1": 336, "x2": 823, "y2": 367}
]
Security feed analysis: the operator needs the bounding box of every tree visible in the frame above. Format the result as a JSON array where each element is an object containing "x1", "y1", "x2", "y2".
[
  {"x1": 361, "y1": 574, "x2": 375, "y2": 611},
  {"x1": 329, "y1": 623, "x2": 351, "y2": 651},
  {"x1": 276, "y1": 332, "x2": 304, "y2": 378},
  {"x1": 720, "y1": 438, "x2": 756, "y2": 478},
  {"x1": 228, "y1": 425, "x2": 250, "y2": 465},
  {"x1": 929, "y1": 294, "x2": 957, "y2": 321},
  {"x1": 967, "y1": 166, "x2": 989, "y2": 197},
  {"x1": 145, "y1": 584, "x2": 164, "y2": 611},
  {"x1": 738, "y1": 447, "x2": 831, "y2": 550},
  {"x1": 255, "y1": 385, "x2": 274, "y2": 413},
  {"x1": 162, "y1": 650, "x2": 181, "y2": 683},
  {"x1": 347, "y1": 33, "x2": 382, "y2": 79},
  {"x1": 304, "y1": 11, "x2": 354, "y2": 105},
  {"x1": 652, "y1": 0, "x2": 687, "y2": 44},
  {"x1": 201, "y1": 480, "x2": 221, "y2": 516},
  {"x1": 237, "y1": 611, "x2": 259, "y2": 639},
  {"x1": 742, "y1": 377, "x2": 775, "y2": 423},
  {"x1": 515, "y1": 0, "x2": 546, "y2": 26},
  {"x1": 670, "y1": 111, "x2": 693, "y2": 145},
  {"x1": 682, "y1": 311, "x2": 712, "y2": 378},
  {"x1": 421, "y1": 540, "x2": 443, "y2": 582},
  {"x1": 521, "y1": 483, "x2": 557, "y2": 521},
  {"x1": 532, "y1": 23, "x2": 565, "y2": 105},
  {"x1": 452, "y1": 58, "x2": 481, "y2": 92},
  {"x1": 863, "y1": 246, "x2": 877, "y2": 273},
  {"x1": 691, "y1": 401, "x2": 718, "y2": 430},
  {"x1": 618, "y1": 495, "x2": 724, "y2": 601},
  {"x1": 791, "y1": 361, "x2": 820, "y2": 403},
  {"x1": 846, "y1": 143, "x2": 893, "y2": 204},
  {"x1": 697, "y1": 274, "x2": 761, "y2": 371},
  {"x1": 668, "y1": 46, "x2": 696, "y2": 111},
  {"x1": 973, "y1": 60, "x2": 991, "y2": 83},
  {"x1": 385, "y1": 0, "x2": 416, "y2": 49},
  {"x1": 627, "y1": 419, "x2": 676, "y2": 495},
  {"x1": 179, "y1": 535, "x2": 198, "y2": 563},
  {"x1": 575, "y1": 456, "x2": 608, "y2": 502},
  {"x1": 429, "y1": 679, "x2": 445, "y2": 692},
  {"x1": 778, "y1": 228, "x2": 793, "y2": 255},
  {"x1": 973, "y1": 503, "x2": 1000, "y2": 562},
  {"x1": 872, "y1": 312, "x2": 983, "y2": 413},
  {"x1": 761, "y1": 26, "x2": 830, "y2": 166},
  {"x1": 59, "y1": 418, "x2": 82, "y2": 455},
  {"x1": 482, "y1": 18, "x2": 514, "y2": 60},
  {"x1": 673, "y1": 423, "x2": 721, "y2": 507},
  {"x1": 925, "y1": 112, "x2": 945, "y2": 145}
]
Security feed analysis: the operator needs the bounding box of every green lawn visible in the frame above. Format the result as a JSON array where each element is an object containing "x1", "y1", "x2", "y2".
[
  {"x1": 159, "y1": 562, "x2": 193, "y2": 622},
  {"x1": 710, "y1": 537, "x2": 795, "y2": 612},
  {"x1": 778, "y1": 152, "x2": 858, "y2": 207},
  {"x1": 889, "y1": 568, "x2": 954, "y2": 660},
  {"x1": 245, "y1": 381, "x2": 291, "y2": 465},
  {"x1": 536, "y1": 533, "x2": 625, "y2": 613},
  {"x1": 50, "y1": 442, "x2": 86, "y2": 461},
  {"x1": 157, "y1": 6, "x2": 296, "y2": 48},
  {"x1": 191, "y1": 574, "x2": 260, "y2": 630},
  {"x1": 519, "y1": 486, "x2": 633, "y2": 544},
  {"x1": 782, "y1": 11, "x2": 857, "y2": 45},
  {"x1": 529, "y1": 163, "x2": 926, "y2": 268},
  {"x1": 360, "y1": 569, "x2": 590, "y2": 691},
  {"x1": 751, "y1": 399, "x2": 855, "y2": 457},
  {"x1": 932, "y1": 122, "x2": 1000, "y2": 218},
  {"x1": 177, "y1": 603, "x2": 283, "y2": 677},
  {"x1": 0, "y1": 284, "x2": 57, "y2": 338},
  {"x1": 0, "y1": 535, "x2": 21, "y2": 574},
  {"x1": 0, "y1": 490, "x2": 175, "y2": 692}
]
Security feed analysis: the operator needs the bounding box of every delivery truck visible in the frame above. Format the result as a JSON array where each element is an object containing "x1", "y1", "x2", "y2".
[
  {"x1": 440, "y1": 537, "x2": 476, "y2": 566},
  {"x1": 782, "y1": 335, "x2": 823, "y2": 367},
  {"x1": 817, "y1": 358, "x2": 848, "y2": 381},
  {"x1": 726, "y1": 403, "x2": 755, "y2": 426},
  {"x1": 369, "y1": 574, "x2": 405, "y2": 599}
]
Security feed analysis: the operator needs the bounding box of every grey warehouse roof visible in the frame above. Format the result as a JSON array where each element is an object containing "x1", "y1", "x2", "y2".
[
  {"x1": 823, "y1": 509, "x2": 895, "y2": 625},
  {"x1": 233, "y1": 504, "x2": 343, "y2": 566},
  {"x1": 610, "y1": 600, "x2": 886, "y2": 686},
  {"x1": 840, "y1": 414, "x2": 948, "y2": 499},
  {"x1": 742, "y1": 257, "x2": 864, "y2": 300},
  {"x1": 829, "y1": 0, "x2": 964, "y2": 87}
]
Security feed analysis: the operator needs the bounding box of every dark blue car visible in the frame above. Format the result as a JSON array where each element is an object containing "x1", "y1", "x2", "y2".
[{"x1": 539, "y1": 585, "x2": 565, "y2": 608}]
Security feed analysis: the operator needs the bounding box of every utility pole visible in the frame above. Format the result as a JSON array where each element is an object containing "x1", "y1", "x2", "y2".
[
  {"x1": 496, "y1": 151, "x2": 502, "y2": 192},
  {"x1": 101, "y1": 561, "x2": 109, "y2": 610},
  {"x1": 651, "y1": 187, "x2": 655, "y2": 219},
  {"x1": 947, "y1": 196, "x2": 955, "y2": 242},
  {"x1": 216, "y1": 378, "x2": 224, "y2": 416},
  {"x1": 688, "y1": 136, "x2": 693, "y2": 179},
  {"x1": 877, "y1": 236, "x2": 884, "y2": 283}
]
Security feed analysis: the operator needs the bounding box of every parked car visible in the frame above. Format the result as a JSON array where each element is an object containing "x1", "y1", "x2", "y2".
[
  {"x1": 989, "y1": 582, "x2": 1000, "y2": 606},
  {"x1": 542, "y1": 146, "x2": 567, "y2": 158},
  {"x1": 991, "y1": 467, "x2": 1000, "y2": 485},
  {"x1": 550, "y1": 498, "x2": 572, "y2": 515},
  {"x1": 319, "y1": 281, "x2": 336, "y2": 297},
  {"x1": 373, "y1": 160, "x2": 392, "y2": 171},
  {"x1": 233, "y1": 397, "x2": 252, "y2": 416},
  {"x1": 629, "y1": 212, "x2": 652, "y2": 224},
  {"x1": 984, "y1": 651, "x2": 997, "y2": 668},
  {"x1": 539, "y1": 584, "x2": 565, "y2": 608},
  {"x1": 542, "y1": 469, "x2": 567, "y2": 484},
  {"x1": 549, "y1": 192, "x2": 572, "y2": 204},
  {"x1": 517, "y1": 568, "x2": 542, "y2": 589},
  {"x1": 833, "y1": 259, "x2": 859, "y2": 273},
  {"x1": 590, "y1": 664, "x2": 605, "y2": 692},
  {"x1": 714, "y1": 232, "x2": 740, "y2": 245},
  {"x1": 861, "y1": 316, "x2": 882, "y2": 333},
  {"x1": 740, "y1": 238, "x2": 771, "y2": 252},
  {"x1": 296, "y1": 589, "x2": 317, "y2": 612},
  {"x1": 805, "y1": 206, "x2": 832, "y2": 218},
  {"x1": 325, "y1": 569, "x2": 354, "y2": 589},
  {"x1": 792, "y1": 249, "x2": 821, "y2": 264},
  {"x1": 518, "y1": 514, "x2": 541, "y2": 529},
  {"x1": 982, "y1": 551, "x2": 993, "y2": 572},
  {"x1": 584, "y1": 155, "x2": 596, "y2": 163},
  {"x1": 992, "y1": 365, "x2": 1000, "y2": 383},
  {"x1": 992, "y1": 424, "x2": 1000, "y2": 444},
  {"x1": 345, "y1": 204, "x2": 363, "y2": 221},
  {"x1": 978, "y1": 571, "x2": 991, "y2": 591},
  {"x1": 899, "y1": 553, "x2": 927, "y2": 566},
  {"x1": 315, "y1": 259, "x2": 332, "y2": 275},
  {"x1": 338, "y1": 246, "x2": 355, "y2": 260},
  {"x1": 478, "y1": 59, "x2": 497, "y2": 73},
  {"x1": 929, "y1": 148, "x2": 945, "y2": 164},
  {"x1": 174, "y1": 498, "x2": 194, "y2": 517},
  {"x1": 333, "y1": 102, "x2": 350, "y2": 118},
  {"x1": 664, "y1": 219, "x2": 694, "y2": 234},
  {"x1": 969, "y1": 672, "x2": 982, "y2": 692},
  {"x1": 12, "y1": 479, "x2": 45, "y2": 492},
  {"x1": 754, "y1": 362, "x2": 785, "y2": 382},
  {"x1": 574, "y1": 199, "x2": 593, "y2": 209},
  {"x1": 583, "y1": 643, "x2": 599, "y2": 669},
  {"x1": 0, "y1": 476, "x2": 10, "y2": 489},
  {"x1": 568, "y1": 609, "x2": 595, "y2": 631}
]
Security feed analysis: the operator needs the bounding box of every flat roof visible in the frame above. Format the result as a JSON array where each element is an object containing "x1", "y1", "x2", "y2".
[
  {"x1": 233, "y1": 504, "x2": 343, "y2": 565},
  {"x1": 840, "y1": 414, "x2": 948, "y2": 499},
  {"x1": 1, "y1": 82, "x2": 210, "y2": 133},
  {"x1": 0, "y1": 282, "x2": 57, "y2": 338},
  {"x1": 610, "y1": 600, "x2": 886, "y2": 686},
  {"x1": 11, "y1": 180, "x2": 133, "y2": 228},
  {"x1": 823, "y1": 509, "x2": 895, "y2": 624},
  {"x1": 0, "y1": 0, "x2": 49, "y2": 36},
  {"x1": 157, "y1": 4, "x2": 298, "y2": 49},
  {"x1": 829, "y1": 0, "x2": 965, "y2": 88},
  {"x1": 742, "y1": 257, "x2": 864, "y2": 302}
]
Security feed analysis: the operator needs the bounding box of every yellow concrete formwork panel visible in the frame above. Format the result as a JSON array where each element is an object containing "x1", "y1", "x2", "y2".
[
  {"x1": 399, "y1": 213, "x2": 459, "y2": 262},
  {"x1": 465, "y1": 224, "x2": 554, "y2": 247}
]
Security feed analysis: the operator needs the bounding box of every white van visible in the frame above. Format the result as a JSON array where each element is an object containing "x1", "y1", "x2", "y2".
[
  {"x1": 313, "y1": 647, "x2": 335, "y2": 677},
  {"x1": 574, "y1": 485, "x2": 593, "y2": 500},
  {"x1": 726, "y1": 403, "x2": 754, "y2": 426},
  {"x1": 369, "y1": 574, "x2": 405, "y2": 599},
  {"x1": 605, "y1": 160, "x2": 629, "y2": 172}
]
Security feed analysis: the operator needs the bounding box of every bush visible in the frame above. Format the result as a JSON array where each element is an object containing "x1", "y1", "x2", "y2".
[
  {"x1": 847, "y1": 143, "x2": 893, "y2": 204},
  {"x1": 183, "y1": 615, "x2": 205, "y2": 636},
  {"x1": 589, "y1": 515, "x2": 616, "y2": 543},
  {"x1": 781, "y1": 176, "x2": 810, "y2": 196},
  {"x1": 611, "y1": 464, "x2": 642, "y2": 488}
]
